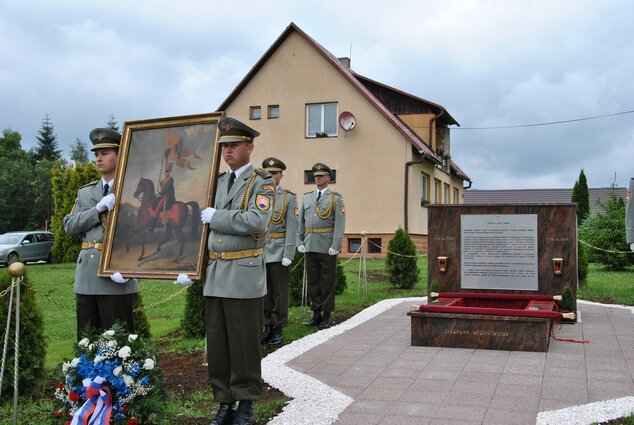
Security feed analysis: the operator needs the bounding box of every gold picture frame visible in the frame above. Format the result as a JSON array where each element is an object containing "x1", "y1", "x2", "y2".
[{"x1": 98, "y1": 112, "x2": 223, "y2": 280}]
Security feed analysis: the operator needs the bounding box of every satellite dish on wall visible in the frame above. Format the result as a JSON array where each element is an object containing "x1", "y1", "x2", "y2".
[{"x1": 338, "y1": 111, "x2": 356, "y2": 136}]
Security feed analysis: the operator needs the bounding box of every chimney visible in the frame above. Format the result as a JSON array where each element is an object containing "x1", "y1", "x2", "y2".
[{"x1": 338, "y1": 57, "x2": 351, "y2": 68}]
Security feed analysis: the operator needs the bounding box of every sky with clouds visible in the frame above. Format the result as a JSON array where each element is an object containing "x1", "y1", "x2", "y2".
[{"x1": 2, "y1": 0, "x2": 633, "y2": 190}]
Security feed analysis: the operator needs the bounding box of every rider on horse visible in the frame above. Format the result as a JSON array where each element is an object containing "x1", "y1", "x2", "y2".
[{"x1": 150, "y1": 162, "x2": 176, "y2": 224}]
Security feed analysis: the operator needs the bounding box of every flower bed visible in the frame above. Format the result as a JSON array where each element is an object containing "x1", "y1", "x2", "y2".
[{"x1": 53, "y1": 323, "x2": 167, "y2": 424}]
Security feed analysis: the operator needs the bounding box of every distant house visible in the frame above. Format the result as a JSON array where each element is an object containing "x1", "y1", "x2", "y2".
[
  {"x1": 216, "y1": 22, "x2": 471, "y2": 256},
  {"x1": 463, "y1": 187, "x2": 626, "y2": 214}
]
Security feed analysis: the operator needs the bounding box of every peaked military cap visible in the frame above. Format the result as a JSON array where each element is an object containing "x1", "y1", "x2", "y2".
[
  {"x1": 262, "y1": 157, "x2": 286, "y2": 172},
  {"x1": 89, "y1": 128, "x2": 121, "y2": 151},
  {"x1": 312, "y1": 162, "x2": 332, "y2": 176},
  {"x1": 217, "y1": 117, "x2": 260, "y2": 144}
]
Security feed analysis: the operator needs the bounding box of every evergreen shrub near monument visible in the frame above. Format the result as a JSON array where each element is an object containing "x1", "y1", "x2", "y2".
[
  {"x1": 181, "y1": 279, "x2": 205, "y2": 338},
  {"x1": 385, "y1": 227, "x2": 419, "y2": 290},
  {"x1": 0, "y1": 270, "x2": 47, "y2": 399}
]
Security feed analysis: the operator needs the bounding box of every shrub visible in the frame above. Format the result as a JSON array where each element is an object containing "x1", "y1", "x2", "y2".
[
  {"x1": 134, "y1": 292, "x2": 151, "y2": 339},
  {"x1": 181, "y1": 279, "x2": 205, "y2": 338},
  {"x1": 578, "y1": 240, "x2": 588, "y2": 286},
  {"x1": 0, "y1": 269, "x2": 47, "y2": 399},
  {"x1": 385, "y1": 228, "x2": 419, "y2": 290},
  {"x1": 559, "y1": 282, "x2": 576, "y2": 312},
  {"x1": 579, "y1": 192, "x2": 631, "y2": 270}
]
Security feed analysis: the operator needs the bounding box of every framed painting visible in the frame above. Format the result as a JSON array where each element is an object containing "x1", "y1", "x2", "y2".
[{"x1": 99, "y1": 112, "x2": 223, "y2": 280}]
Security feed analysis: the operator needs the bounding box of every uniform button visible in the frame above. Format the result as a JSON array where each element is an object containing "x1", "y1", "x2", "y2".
[
  {"x1": 90, "y1": 254, "x2": 94, "y2": 259},
  {"x1": 217, "y1": 239, "x2": 223, "y2": 244}
]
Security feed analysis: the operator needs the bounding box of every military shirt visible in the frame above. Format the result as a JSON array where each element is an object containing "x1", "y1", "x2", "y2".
[
  {"x1": 297, "y1": 188, "x2": 345, "y2": 254},
  {"x1": 204, "y1": 165, "x2": 274, "y2": 298},
  {"x1": 264, "y1": 186, "x2": 298, "y2": 263},
  {"x1": 63, "y1": 180, "x2": 139, "y2": 295}
]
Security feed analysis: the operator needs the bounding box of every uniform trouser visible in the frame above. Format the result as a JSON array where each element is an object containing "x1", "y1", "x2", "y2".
[
  {"x1": 306, "y1": 252, "x2": 337, "y2": 313},
  {"x1": 205, "y1": 296, "x2": 263, "y2": 403},
  {"x1": 76, "y1": 293, "x2": 137, "y2": 340},
  {"x1": 264, "y1": 262, "x2": 290, "y2": 327}
]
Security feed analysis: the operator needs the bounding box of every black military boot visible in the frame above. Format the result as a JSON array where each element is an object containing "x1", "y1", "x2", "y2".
[
  {"x1": 318, "y1": 311, "x2": 331, "y2": 329},
  {"x1": 268, "y1": 326, "x2": 283, "y2": 347},
  {"x1": 306, "y1": 310, "x2": 321, "y2": 327},
  {"x1": 209, "y1": 402, "x2": 235, "y2": 425},
  {"x1": 232, "y1": 400, "x2": 255, "y2": 425},
  {"x1": 260, "y1": 325, "x2": 273, "y2": 345}
]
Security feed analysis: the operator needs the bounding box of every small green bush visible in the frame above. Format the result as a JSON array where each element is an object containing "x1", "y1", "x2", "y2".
[
  {"x1": 134, "y1": 291, "x2": 151, "y2": 339},
  {"x1": 181, "y1": 279, "x2": 205, "y2": 338},
  {"x1": 385, "y1": 227, "x2": 419, "y2": 290},
  {"x1": 559, "y1": 282, "x2": 576, "y2": 312},
  {"x1": 0, "y1": 270, "x2": 47, "y2": 399}
]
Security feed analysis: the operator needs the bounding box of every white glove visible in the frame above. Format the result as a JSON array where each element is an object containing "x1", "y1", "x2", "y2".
[
  {"x1": 111, "y1": 272, "x2": 129, "y2": 283},
  {"x1": 297, "y1": 245, "x2": 306, "y2": 253},
  {"x1": 174, "y1": 273, "x2": 193, "y2": 286},
  {"x1": 201, "y1": 207, "x2": 216, "y2": 224},
  {"x1": 281, "y1": 257, "x2": 292, "y2": 267},
  {"x1": 96, "y1": 194, "x2": 116, "y2": 212},
  {"x1": 631, "y1": 243, "x2": 634, "y2": 252},
  {"x1": 328, "y1": 248, "x2": 339, "y2": 256}
]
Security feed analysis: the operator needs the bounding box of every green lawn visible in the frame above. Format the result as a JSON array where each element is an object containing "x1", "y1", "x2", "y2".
[{"x1": 1, "y1": 257, "x2": 633, "y2": 424}]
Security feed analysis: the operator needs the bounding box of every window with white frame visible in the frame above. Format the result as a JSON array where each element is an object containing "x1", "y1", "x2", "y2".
[
  {"x1": 434, "y1": 179, "x2": 441, "y2": 203},
  {"x1": 444, "y1": 183, "x2": 450, "y2": 204},
  {"x1": 306, "y1": 103, "x2": 338, "y2": 137},
  {"x1": 420, "y1": 172, "x2": 430, "y2": 204},
  {"x1": 453, "y1": 187, "x2": 460, "y2": 204},
  {"x1": 267, "y1": 105, "x2": 279, "y2": 119}
]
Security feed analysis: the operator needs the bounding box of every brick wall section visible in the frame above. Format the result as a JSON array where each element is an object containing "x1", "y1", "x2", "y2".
[{"x1": 339, "y1": 233, "x2": 428, "y2": 259}]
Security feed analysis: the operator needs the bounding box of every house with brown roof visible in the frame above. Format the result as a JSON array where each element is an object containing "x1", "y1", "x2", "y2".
[
  {"x1": 217, "y1": 22, "x2": 471, "y2": 256},
  {"x1": 463, "y1": 187, "x2": 626, "y2": 215}
]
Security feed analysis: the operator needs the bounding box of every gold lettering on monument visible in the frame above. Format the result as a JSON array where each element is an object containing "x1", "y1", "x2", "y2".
[{"x1": 444, "y1": 329, "x2": 509, "y2": 337}]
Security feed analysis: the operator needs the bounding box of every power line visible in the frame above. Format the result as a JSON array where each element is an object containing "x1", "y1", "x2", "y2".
[{"x1": 453, "y1": 109, "x2": 634, "y2": 130}]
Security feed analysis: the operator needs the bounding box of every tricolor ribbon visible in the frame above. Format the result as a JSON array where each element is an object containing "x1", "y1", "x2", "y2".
[{"x1": 70, "y1": 376, "x2": 113, "y2": 425}]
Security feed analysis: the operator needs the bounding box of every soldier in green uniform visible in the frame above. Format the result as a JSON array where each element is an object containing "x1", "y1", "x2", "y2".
[
  {"x1": 297, "y1": 163, "x2": 345, "y2": 329},
  {"x1": 261, "y1": 157, "x2": 298, "y2": 347},
  {"x1": 200, "y1": 117, "x2": 274, "y2": 425},
  {"x1": 625, "y1": 177, "x2": 634, "y2": 251},
  {"x1": 63, "y1": 128, "x2": 139, "y2": 340}
]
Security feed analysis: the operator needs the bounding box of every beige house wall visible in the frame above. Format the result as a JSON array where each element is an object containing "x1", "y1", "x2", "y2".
[{"x1": 220, "y1": 31, "x2": 465, "y2": 253}]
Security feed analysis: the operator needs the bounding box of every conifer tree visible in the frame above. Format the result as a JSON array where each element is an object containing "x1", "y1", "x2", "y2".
[
  {"x1": 181, "y1": 279, "x2": 205, "y2": 338},
  {"x1": 70, "y1": 138, "x2": 90, "y2": 165},
  {"x1": 106, "y1": 114, "x2": 119, "y2": 132},
  {"x1": 385, "y1": 227, "x2": 419, "y2": 289},
  {"x1": 32, "y1": 114, "x2": 62, "y2": 162},
  {"x1": 572, "y1": 169, "x2": 590, "y2": 223}
]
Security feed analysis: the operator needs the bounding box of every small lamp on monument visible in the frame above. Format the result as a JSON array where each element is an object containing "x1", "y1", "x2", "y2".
[
  {"x1": 552, "y1": 258, "x2": 563, "y2": 275},
  {"x1": 438, "y1": 256, "x2": 448, "y2": 273}
]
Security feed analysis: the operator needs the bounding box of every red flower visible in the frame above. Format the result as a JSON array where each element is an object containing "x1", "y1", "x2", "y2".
[
  {"x1": 55, "y1": 409, "x2": 62, "y2": 417},
  {"x1": 122, "y1": 403, "x2": 128, "y2": 413},
  {"x1": 64, "y1": 422, "x2": 71, "y2": 425},
  {"x1": 57, "y1": 383, "x2": 64, "y2": 391},
  {"x1": 127, "y1": 418, "x2": 140, "y2": 425},
  {"x1": 69, "y1": 391, "x2": 80, "y2": 402}
]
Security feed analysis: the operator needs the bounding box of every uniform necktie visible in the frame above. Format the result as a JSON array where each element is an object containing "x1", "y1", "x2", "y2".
[
  {"x1": 228, "y1": 172, "x2": 236, "y2": 191},
  {"x1": 316, "y1": 190, "x2": 321, "y2": 202},
  {"x1": 103, "y1": 183, "x2": 109, "y2": 197}
]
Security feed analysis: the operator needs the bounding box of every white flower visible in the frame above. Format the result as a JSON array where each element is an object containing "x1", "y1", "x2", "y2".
[
  {"x1": 118, "y1": 346, "x2": 132, "y2": 359},
  {"x1": 78, "y1": 338, "x2": 90, "y2": 348},
  {"x1": 93, "y1": 355, "x2": 104, "y2": 364},
  {"x1": 88, "y1": 343, "x2": 94, "y2": 350},
  {"x1": 107, "y1": 340, "x2": 117, "y2": 348},
  {"x1": 62, "y1": 361, "x2": 70, "y2": 374},
  {"x1": 123, "y1": 374, "x2": 134, "y2": 387},
  {"x1": 128, "y1": 334, "x2": 138, "y2": 342},
  {"x1": 113, "y1": 366, "x2": 123, "y2": 377},
  {"x1": 103, "y1": 330, "x2": 115, "y2": 337},
  {"x1": 70, "y1": 357, "x2": 80, "y2": 367},
  {"x1": 143, "y1": 358, "x2": 155, "y2": 370}
]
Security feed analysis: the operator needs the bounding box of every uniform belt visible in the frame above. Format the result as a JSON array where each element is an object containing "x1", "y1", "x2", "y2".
[
  {"x1": 81, "y1": 241, "x2": 103, "y2": 250},
  {"x1": 268, "y1": 232, "x2": 286, "y2": 238},
  {"x1": 208, "y1": 247, "x2": 263, "y2": 260},
  {"x1": 305, "y1": 227, "x2": 334, "y2": 234}
]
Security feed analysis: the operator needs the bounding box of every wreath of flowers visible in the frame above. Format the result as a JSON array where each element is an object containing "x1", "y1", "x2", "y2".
[{"x1": 53, "y1": 323, "x2": 167, "y2": 424}]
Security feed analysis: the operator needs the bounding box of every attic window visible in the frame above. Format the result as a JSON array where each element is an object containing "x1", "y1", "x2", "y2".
[
  {"x1": 268, "y1": 105, "x2": 279, "y2": 119},
  {"x1": 249, "y1": 106, "x2": 261, "y2": 120},
  {"x1": 306, "y1": 103, "x2": 338, "y2": 137}
]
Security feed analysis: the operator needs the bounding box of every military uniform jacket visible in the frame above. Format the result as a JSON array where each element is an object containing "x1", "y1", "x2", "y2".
[
  {"x1": 297, "y1": 188, "x2": 345, "y2": 254},
  {"x1": 264, "y1": 186, "x2": 298, "y2": 264},
  {"x1": 204, "y1": 165, "x2": 274, "y2": 298},
  {"x1": 63, "y1": 181, "x2": 139, "y2": 295},
  {"x1": 627, "y1": 178, "x2": 634, "y2": 244}
]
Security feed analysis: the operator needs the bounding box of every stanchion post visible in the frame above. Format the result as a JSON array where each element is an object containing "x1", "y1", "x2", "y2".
[{"x1": 7, "y1": 262, "x2": 25, "y2": 425}]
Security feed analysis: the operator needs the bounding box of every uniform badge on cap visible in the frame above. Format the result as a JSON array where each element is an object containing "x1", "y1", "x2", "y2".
[{"x1": 256, "y1": 194, "x2": 271, "y2": 211}]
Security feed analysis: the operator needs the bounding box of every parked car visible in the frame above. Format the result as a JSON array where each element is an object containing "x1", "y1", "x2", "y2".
[{"x1": 0, "y1": 231, "x2": 55, "y2": 266}]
